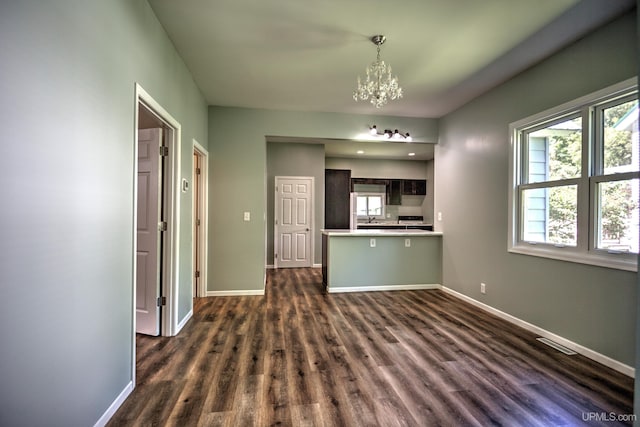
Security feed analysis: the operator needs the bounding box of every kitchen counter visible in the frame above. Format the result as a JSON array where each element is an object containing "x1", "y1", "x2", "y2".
[
  {"x1": 357, "y1": 223, "x2": 434, "y2": 231},
  {"x1": 322, "y1": 229, "x2": 441, "y2": 237},
  {"x1": 321, "y1": 229, "x2": 442, "y2": 293}
]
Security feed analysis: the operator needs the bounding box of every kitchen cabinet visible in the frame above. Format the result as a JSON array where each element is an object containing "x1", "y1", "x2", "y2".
[
  {"x1": 388, "y1": 180, "x2": 402, "y2": 205},
  {"x1": 325, "y1": 169, "x2": 351, "y2": 229},
  {"x1": 350, "y1": 178, "x2": 387, "y2": 191},
  {"x1": 402, "y1": 179, "x2": 427, "y2": 195},
  {"x1": 351, "y1": 178, "x2": 402, "y2": 205}
]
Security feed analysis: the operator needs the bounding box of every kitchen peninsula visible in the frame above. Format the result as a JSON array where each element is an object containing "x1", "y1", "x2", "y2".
[{"x1": 321, "y1": 229, "x2": 442, "y2": 293}]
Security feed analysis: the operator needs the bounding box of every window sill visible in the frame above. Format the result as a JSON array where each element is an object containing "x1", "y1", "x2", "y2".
[{"x1": 508, "y1": 244, "x2": 637, "y2": 272}]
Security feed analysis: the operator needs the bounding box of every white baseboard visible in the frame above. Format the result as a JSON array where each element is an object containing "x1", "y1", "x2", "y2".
[
  {"x1": 175, "y1": 309, "x2": 193, "y2": 334},
  {"x1": 94, "y1": 381, "x2": 133, "y2": 427},
  {"x1": 328, "y1": 284, "x2": 441, "y2": 293},
  {"x1": 266, "y1": 264, "x2": 323, "y2": 269},
  {"x1": 206, "y1": 290, "x2": 265, "y2": 296},
  {"x1": 441, "y1": 286, "x2": 635, "y2": 378}
]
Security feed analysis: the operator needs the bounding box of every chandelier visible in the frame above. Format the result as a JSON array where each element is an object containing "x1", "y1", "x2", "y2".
[{"x1": 353, "y1": 35, "x2": 403, "y2": 109}]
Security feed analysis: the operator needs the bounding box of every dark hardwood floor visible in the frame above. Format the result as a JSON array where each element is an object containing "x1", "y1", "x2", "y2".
[{"x1": 108, "y1": 268, "x2": 634, "y2": 426}]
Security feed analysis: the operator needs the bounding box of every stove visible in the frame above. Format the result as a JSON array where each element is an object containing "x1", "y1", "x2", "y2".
[{"x1": 397, "y1": 215, "x2": 424, "y2": 225}]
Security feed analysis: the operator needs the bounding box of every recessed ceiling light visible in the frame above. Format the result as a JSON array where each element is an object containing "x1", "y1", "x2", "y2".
[
  {"x1": 357, "y1": 150, "x2": 365, "y2": 154},
  {"x1": 408, "y1": 152, "x2": 416, "y2": 156}
]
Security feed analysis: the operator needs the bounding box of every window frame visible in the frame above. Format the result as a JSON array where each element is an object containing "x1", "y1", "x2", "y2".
[{"x1": 508, "y1": 78, "x2": 638, "y2": 272}]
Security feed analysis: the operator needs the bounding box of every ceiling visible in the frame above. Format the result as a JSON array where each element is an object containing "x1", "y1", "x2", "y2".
[{"x1": 148, "y1": 0, "x2": 633, "y2": 160}]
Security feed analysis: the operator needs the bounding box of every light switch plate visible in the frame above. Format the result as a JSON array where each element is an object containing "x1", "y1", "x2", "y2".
[
  {"x1": 405, "y1": 238, "x2": 411, "y2": 247},
  {"x1": 370, "y1": 238, "x2": 376, "y2": 248}
]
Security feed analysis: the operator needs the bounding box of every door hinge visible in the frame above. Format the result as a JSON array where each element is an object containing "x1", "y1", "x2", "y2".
[
  {"x1": 196, "y1": 167, "x2": 201, "y2": 175},
  {"x1": 196, "y1": 219, "x2": 201, "y2": 226},
  {"x1": 275, "y1": 219, "x2": 278, "y2": 225},
  {"x1": 195, "y1": 271, "x2": 200, "y2": 278},
  {"x1": 157, "y1": 296, "x2": 166, "y2": 307},
  {"x1": 275, "y1": 253, "x2": 277, "y2": 259},
  {"x1": 159, "y1": 221, "x2": 168, "y2": 231},
  {"x1": 160, "y1": 146, "x2": 169, "y2": 156}
]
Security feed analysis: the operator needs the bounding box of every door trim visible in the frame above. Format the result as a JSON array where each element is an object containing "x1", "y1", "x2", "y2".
[
  {"x1": 133, "y1": 83, "x2": 182, "y2": 382},
  {"x1": 274, "y1": 176, "x2": 315, "y2": 269},
  {"x1": 192, "y1": 139, "x2": 208, "y2": 298}
]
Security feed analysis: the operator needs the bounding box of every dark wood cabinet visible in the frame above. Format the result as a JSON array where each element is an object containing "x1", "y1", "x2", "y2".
[
  {"x1": 350, "y1": 177, "x2": 388, "y2": 191},
  {"x1": 349, "y1": 177, "x2": 427, "y2": 206},
  {"x1": 325, "y1": 169, "x2": 351, "y2": 229},
  {"x1": 402, "y1": 179, "x2": 427, "y2": 195},
  {"x1": 388, "y1": 180, "x2": 402, "y2": 205}
]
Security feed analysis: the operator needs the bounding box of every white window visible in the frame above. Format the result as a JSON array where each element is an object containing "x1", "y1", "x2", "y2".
[
  {"x1": 356, "y1": 193, "x2": 385, "y2": 219},
  {"x1": 509, "y1": 78, "x2": 639, "y2": 271}
]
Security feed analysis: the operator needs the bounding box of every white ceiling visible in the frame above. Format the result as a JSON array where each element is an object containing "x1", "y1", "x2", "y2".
[
  {"x1": 148, "y1": 0, "x2": 633, "y2": 160},
  {"x1": 149, "y1": 0, "x2": 633, "y2": 118}
]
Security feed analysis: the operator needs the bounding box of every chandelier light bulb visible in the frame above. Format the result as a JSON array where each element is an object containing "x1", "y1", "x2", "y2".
[{"x1": 353, "y1": 35, "x2": 403, "y2": 109}]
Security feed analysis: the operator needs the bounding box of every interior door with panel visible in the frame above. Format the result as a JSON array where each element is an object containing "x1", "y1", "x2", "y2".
[
  {"x1": 136, "y1": 128, "x2": 163, "y2": 336},
  {"x1": 275, "y1": 177, "x2": 313, "y2": 268}
]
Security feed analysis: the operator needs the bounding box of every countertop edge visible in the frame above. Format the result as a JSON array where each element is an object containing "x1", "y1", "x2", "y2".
[{"x1": 322, "y1": 229, "x2": 443, "y2": 237}]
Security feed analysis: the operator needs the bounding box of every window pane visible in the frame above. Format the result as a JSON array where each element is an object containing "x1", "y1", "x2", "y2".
[
  {"x1": 596, "y1": 179, "x2": 639, "y2": 253},
  {"x1": 603, "y1": 100, "x2": 639, "y2": 175},
  {"x1": 356, "y1": 196, "x2": 368, "y2": 216},
  {"x1": 527, "y1": 118, "x2": 582, "y2": 183},
  {"x1": 522, "y1": 185, "x2": 577, "y2": 246},
  {"x1": 368, "y1": 196, "x2": 383, "y2": 216}
]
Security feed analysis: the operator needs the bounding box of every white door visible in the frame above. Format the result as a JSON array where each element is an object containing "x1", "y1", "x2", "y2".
[
  {"x1": 136, "y1": 128, "x2": 162, "y2": 336},
  {"x1": 275, "y1": 177, "x2": 313, "y2": 268}
]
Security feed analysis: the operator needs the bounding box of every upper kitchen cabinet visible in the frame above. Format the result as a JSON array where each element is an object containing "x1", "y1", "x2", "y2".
[
  {"x1": 388, "y1": 180, "x2": 402, "y2": 205},
  {"x1": 402, "y1": 179, "x2": 427, "y2": 196}
]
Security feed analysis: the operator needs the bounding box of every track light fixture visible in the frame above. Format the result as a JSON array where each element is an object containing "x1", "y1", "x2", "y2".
[{"x1": 367, "y1": 125, "x2": 412, "y2": 141}]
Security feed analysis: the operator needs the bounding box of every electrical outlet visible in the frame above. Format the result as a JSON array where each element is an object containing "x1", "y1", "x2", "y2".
[
  {"x1": 243, "y1": 211, "x2": 250, "y2": 221},
  {"x1": 370, "y1": 238, "x2": 376, "y2": 248},
  {"x1": 405, "y1": 238, "x2": 411, "y2": 247},
  {"x1": 437, "y1": 212, "x2": 443, "y2": 221},
  {"x1": 481, "y1": 283, "x2": 486, "y2": 294}
]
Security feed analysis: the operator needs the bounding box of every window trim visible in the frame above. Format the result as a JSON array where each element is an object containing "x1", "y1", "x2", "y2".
[{"x1": 508, "y1": 77, "x2": 638, "y2": 272}]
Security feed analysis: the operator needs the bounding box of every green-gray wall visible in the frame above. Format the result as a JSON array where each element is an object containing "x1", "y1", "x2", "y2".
[
  {"x1": 436, "y1": 11, "x2": 637, "y2": 366},
  {"x1": 208, "y1": 107, "x2": 437, "y2": 292},
  {"x1": 0, "y1": 1, "x2": 207, "y2": 425}
]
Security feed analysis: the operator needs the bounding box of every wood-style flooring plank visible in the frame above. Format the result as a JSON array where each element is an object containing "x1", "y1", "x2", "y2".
[{"x1": 108, "y1": 268, "x2": 634, "y2": 427}]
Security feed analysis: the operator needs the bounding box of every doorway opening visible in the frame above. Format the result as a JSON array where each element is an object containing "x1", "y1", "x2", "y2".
[
  {"x1": 133, "y1": 83, "x2": 182, "y2": 349},
  {"x1": 192, "y1": 140, "x2": 208, "y2": 297}
]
